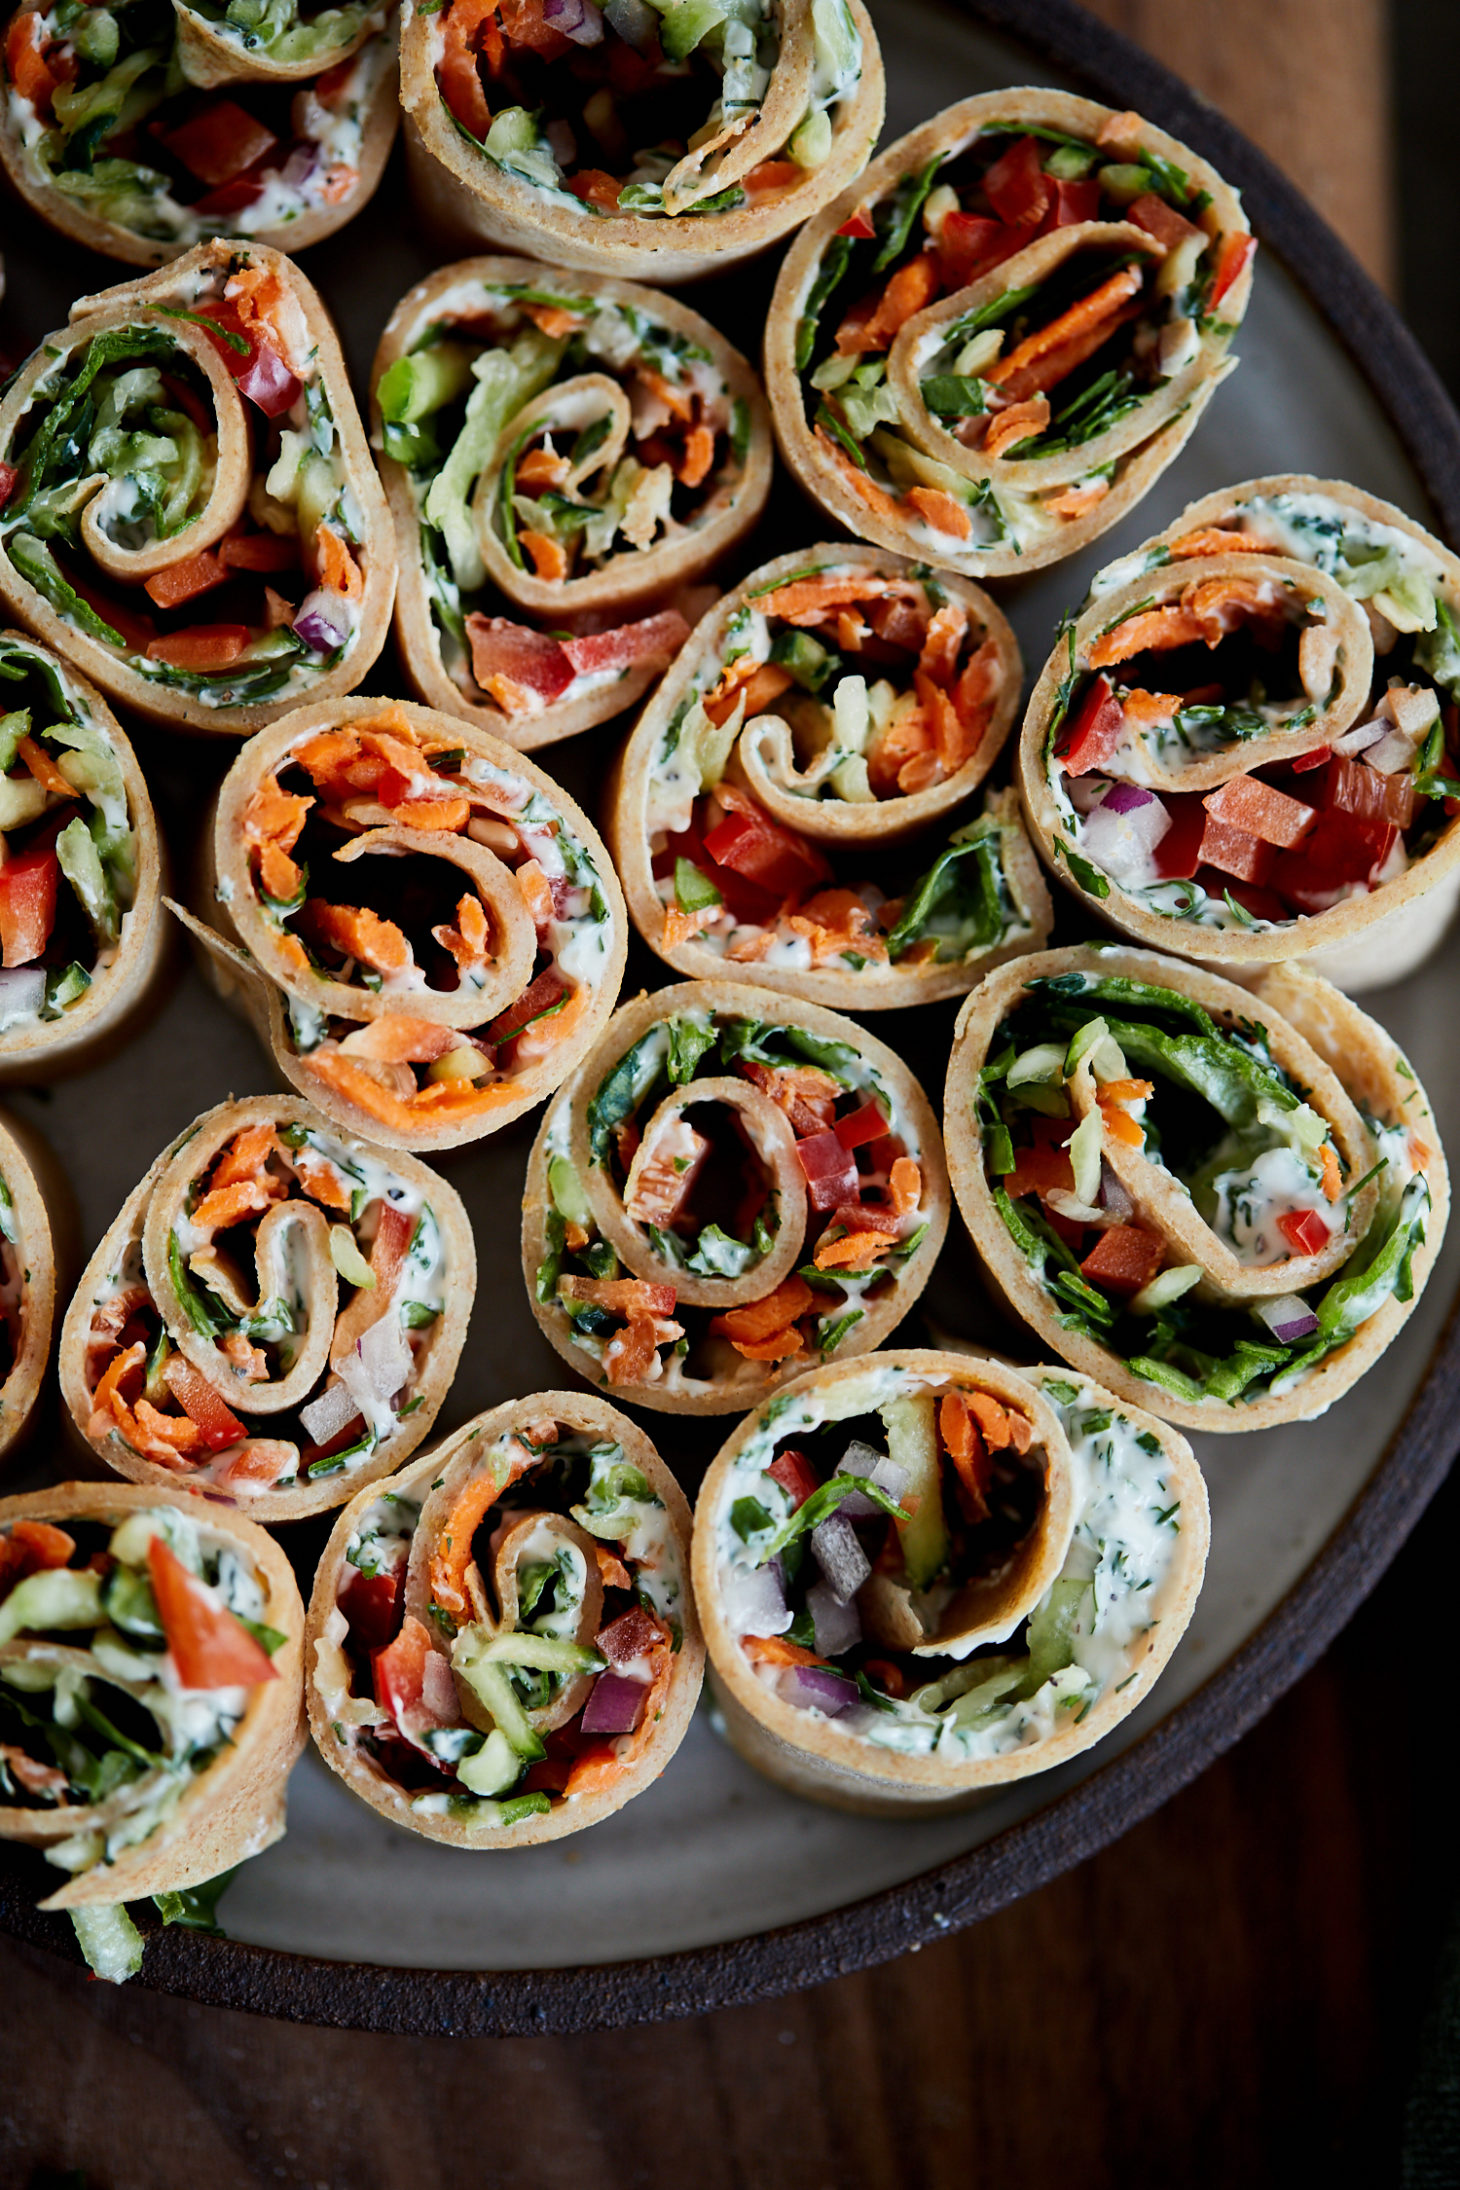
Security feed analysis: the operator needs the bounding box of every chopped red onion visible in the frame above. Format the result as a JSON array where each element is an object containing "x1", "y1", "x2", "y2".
[
  {"x1": 1334, "y1": 717, "x2": 1387, "y2": 757},
  {"x1": 1066, "y1": 774, "x2": 1111, "y2": 814},
  {"x1": 726, "y1": 1556, "x2": 790, "y2": 1637},
  {"x1": 777, "y1": 1663, "x2": 857, "y2": 1716},
  {"x1": 603, "y1": 0, "x2": 656, "y2": 45},
  {"x1": 836, "y1": 1443, "x2": 909, "y2": 1518},
  {"x1": 543, "y1": 0, "x2": 604, "y2": 39},
  {"x1": 299, "y1": 1378, "x2": 361, "y2": 1446},
  {"x1": 1079, "y1": 793, "x2": 1172, "y2": 880},
  {"x1": 337, "y1": 1312, "x2": 412, "y2": 1417},
  {"x1": 1099, "y1": 1160, "x2": 1135, "y2": 1223},
  {"x1": 293, "y1": 589, "x2": 352, "y2": 654},
  {"x1": 421, "y1": 1649, "x2": 458, "y2": 1724},
  {"x1": 1254, "y1": 1293, "x2": 1320, "y2": 1343},
  {"x1": 580, "y1": 1669, "x2": 646, "y2": 1735},
  {"x1": 808, "y1": 1581, "x2": 861, "y2": 1658},
  {"x1": 280, "y1": 145, "x2": 318, "y2": 189},
  {"x1": 811, "y1": 1511, "x2": 871, "y2": 1604},
  {"x1": 1364, "y1": 729, "x2": 1418, "y2": 775},
  {"x1": 236, "y1": 342, "x2": 302, "y2": 420},
  {"x1": 1101, "y1": 780, "x2": 1158, "y2": 815},
  {"x1": 0, "y1": 967, "x2": 47, "y2": 1019}
]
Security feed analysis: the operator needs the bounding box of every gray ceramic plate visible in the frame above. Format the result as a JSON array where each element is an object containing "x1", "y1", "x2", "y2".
[{"x1": 3, "y1": 0, "x2": 1459, "y2": 2036}]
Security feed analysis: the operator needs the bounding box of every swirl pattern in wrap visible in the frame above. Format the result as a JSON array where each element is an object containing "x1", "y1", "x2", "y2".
[{"x1": 0, "y1": 1106, "x2": 64, "y2": 1467}]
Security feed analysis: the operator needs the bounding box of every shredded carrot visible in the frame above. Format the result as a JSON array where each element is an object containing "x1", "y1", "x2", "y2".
[
  {"x1": 678, "y1": 424, "x2": 716, "y2": 490},
  {"x1": 984, "y1": 396, "x2": 1051, "y2": 459},
  {"x1": 1319, "y1": 1143, "x2": 1341, "y2": 1201},
  {"x1": 889, "y1": 1157, "x2": 921, "y2": 1215},
  {"x1": 1088, "y1": 607, "x2": 1206, "y2": 669},
  {"x1": 516, "y1": 447, "x2": 570, "y2": 488},
  {"x1": 705, "y1": 659, "x2": 794, "y2": 726},
  {"x1": 336, "y1": 1016, "x2": 462, "y2": 1064},
  {"x1": 521, "y1": 302, "x2": 580, "y2": 339},
  {"x1": 210, "y1": 1124, "x2": 278, "y2": 1190},
  {"x1": 939, "y1": 1391, "x2": 990, "y2": 1518},
  {"x1": 428, "y1": 1454, "x2": 530, "y2": 1620},
  {"x1": 1043, "y1": 479, "x2": 1111, "y2": 521},
  {"x1": 514, "y1": 859, "x2": 555, "y2": 930},
  {"x1": 917, "y1": 601, "x2": 968, "y2": 686},
  {"x1": 811, "y1": 1230, "x2": 883, "y2": 1271},
  {"x1": 711, "y1": 1277, "x2": 814, "y2": 1348},
  {"x1": 638, "y1": 367, "x2": 694, "y2": 423},
  {"x1": 306, "y1": 900, "x2": 412, "y2": 975},
  {"x1": 817, "y1": 430, "x2": 903, "y2": 518},
  {"x1": 741, "y1": 1635, "x2": 829, "y2": 1668},
  {"x1": 604, "y1": 1316, "x2": 668, "y2": 1385},
  {"x1": 390, "y1": 796, "x2": 470, "y2": 832},
  {"x1": 17, "y1": 734, "x2": 73, "y2": 796},
  {"x1": 594, "y1": 1546, "x2": 631, "y2": 1592},
  {"x1": 1169, "y1": 527, "x2": 1278, "y2": 560},
  {"x1": 988, "y1": 267, "x2": 1145, "y2": 389},
  {"x1": 965, "y1": 1389, "x2": 1016, "y2": 1451},
  {"x1": 432, "y1": 892, "x2": 490, "y2": 970},
  {"x1": 521, "y1": 530, "x2": 568, "y2": 583},
  {"x1": 837, "y1": 250, "x2": 939, "y2": 354},
  {"x1": 1120, "y1": 689, "x2": 1182, "y2": 724},
  {"x1": 906, "y1": 486, "x2": 972, "y2": 540},
  {"x1": 663, "y1": 904, "x2": 717, "y2": 948}
]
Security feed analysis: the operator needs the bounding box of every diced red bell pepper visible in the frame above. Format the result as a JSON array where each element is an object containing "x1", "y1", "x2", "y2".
[
  {"x1": 794, "y1": 1128, "x2": 859, "y2": 1213},
  {"x1": 560, "y1": 610, "x2": 690, "y2": 676},
  {"x1": 143, "y1": 548, "x2": 227, "y2": 610},
  {"x1": 147, "y1": 1536, "x2": 278, "y2": 1690},
  {"x1": 1291, "y1": 746, "x2": 1332, "y2": 774},
  {"x1": 1270, "y1": 810, "x2": 1397, "y2": 910},
  {"x1": 145, "y1": 624, "x2": 250, "y2": 671},
  {"x1": 1045, "y1": 177, "x2": 1100, "y2": 227},
  {"x1": 194, "y1": 301, "x2": 302, "y2": 419},
  {"x1": 596, "y1": 1604, "x2": 664, "y2": 1666},
  {"x1": 370, "y1": 1200, "x2": 414, "y2": 1292},
  {"x1": 937, "y1": 211, "x2": 1024, "y2": 290},
  {"x1": 373, "y1": 1614, "x2": 454, "y2": 1747},
  {"x1": 702, "y1": 800, "x2": 832, "y2": 900},
  {"x1": 465, "y1": 614, "x2": 575, "y2": 701},
  {"x1": 487, "y1": 963, "x2": 571, "y2": 1045},
  {"x1": 983, "y1": 135, "x2": 1050, "y2": 225},
  {"x1": 1151, "y1": 792, "x2": 1207, "y2": 880},
  {"x1": 1202, "y1": 773, "x2": 1315, "y2": 849},
  {"x1": 219, "y1": 529, "x2": 299, "y2": 572},
  {"x1": 157, "y1": 100, "x2": 279, "y2": 188},
  {"x1": 1126, "y1": 191, "x2": 1204, "y2": 249},
  {"x1": 1200, "y1": 870, "x2": 1287, "y2": 922},
  {"x1": 1079, "y1": 1225, "x2": 1165, "y2": 1295},
  {"x1": 1324, "y1": 753, "x2": 1416, "y2": 832},
  {"x1": 1197, "y1": 813, "x2": 1275, "y2": 886},
  {"x1": 767, "y1": 1449, "x2": 821, "y2": 1511},
  {"x1": 833, "y1": 1098, "x2": 888, "y2": 1151},
  {"x1": 1004, "y1": 1138, "x2": 1076, "y2": 1203},
  {"x1": 340, "y1": 1560, "x2": 405, "y2": 1653},
  {"x1": 1209, "y1": 231, "x2": 1257, "y2": 311},
  {"x1": 189, "y1": 173, "x2": 269, "y2": 219},
  {"x1": 162, "y1": 1355, "x2": 247, "y2": 1451},
  {"x1": 0, "y1": 460, "x2": 18, "y2": 510},
  {"x1": 837, "y1": 206, "x2": 876, "y2": 239},
  {"x1": 1277, "y1": 1208, "x2": 1330, "y2": 1257},
  {"x1": 4, "y1": 9, "x2": 59, "y2": 115},
  {"x1": 0, "y1": 841, "x2": 60, "y2": 967},
  {"x1": 1057, "y1": 674, "x2": 1125, "y2": 775}
]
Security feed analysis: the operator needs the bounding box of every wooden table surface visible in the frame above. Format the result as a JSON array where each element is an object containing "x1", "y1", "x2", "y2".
[{"x1": 2, "y1": 4, "x2": 1438, "y2": 2186}]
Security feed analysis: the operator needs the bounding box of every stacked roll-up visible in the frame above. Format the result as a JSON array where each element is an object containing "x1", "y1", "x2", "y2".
[
  {"x1": 608, "y1": 547, "x2": 1051, "y2": 1006},
  {"x1": 0, "y1": 1484, "x2": 304, "y2": 1980},
  {"x1": 185, "y1": 697, "x2": 627, "y2": 1149},
  {"x1": 523, "y1": 979, "x2": 948, "y2": 1410},
  {"x1": 306, "y1": 1393, "x2": 701, "y2": 1844},
  {"x1": 0, "y1": 1107, "x2": 64, "y2": 1466},
  {"x1": 0, "y1": 0, "x2": 398, "y2": 266},
  {"x1": 1, "y1": 631, "x2": 166, "y2": 1079},
  {"x1": 1021, "y1": 476, "x2": 1460, "y2": 990},
  {"x1": 767, "y1": 92, "x2": 1254, "y2": 578},
  {"x1": 944, "y1": 944, "x2": 1447, "y2": 1431},
  {"x1": 692, "y1": 1348, "x2": 1208, "y2": 1813},
  {"x1": 400, "y1": 0, "x2": 883, "y2": 286},
  {"x1": 0, "y1": 242, "x2": 394, "y2": 732},
  {"x1": 373, "y1": 257, "x2": 771, "y2": 751},
  {"x1": 58, "y1": 1095, "x2": 474, "y2": 1517}
]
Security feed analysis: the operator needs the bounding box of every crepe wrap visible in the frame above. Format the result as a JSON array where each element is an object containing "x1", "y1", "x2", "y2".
[
  {"x1": 57, "y1": 1094, "x2": 474, "y2": 1519},
  {"x1": 399, "y1": 0, "x2": 883, "y2": 286},
  {"x1": 306, "y1": 1391, "x2": 702, "y2": 1845},
  {"x1": 372, "y1": 257, "x2": 771, "y2": 752},
  {"x1": 0, "y1": 1482, "x2": 304, "y2": 1911},
  {"x1": 0, "y1": 241, "x2": 395, "y2": 733},
  {"x1": 609, "y1": 547, "x2": 1050, "y2": 1007},
  {"x1": 944, "y1": 943, "x2": 1448, "y2": 1432},
  {"x1": 1028, "y1": 474, "x2": 1460, "y2": 990},
  {"x1": 766, "y1": 91, "x2": 1253, "y2": 579},
  {"x1": 522, "y1": 978, "x2": 948, "y2": 1413},
  {"x1": 692, "y1": 1348, "x2": 1207, "y2": 1814},
  {"x1": 0, "y1": 1, "x2": 398, "y2": 265},
  {"x1": 0, "y1": 1106, "x2": 67, "y2": 1466},
  {"x1": 184, "y1": 697, "x2": 627, "y2": 1150},
  {"x1": 1, "y1": 631, "x2": 167, "y2": 1083}
]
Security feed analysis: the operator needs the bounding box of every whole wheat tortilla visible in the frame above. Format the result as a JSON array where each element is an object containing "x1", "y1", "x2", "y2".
[
  {"x1": 0, "y1": 1107, "x2": 67, "y2": 1468},
  {"x1": 0, "y1": 242, "x2": 395, "y2": 733},
  {"x1": 766, "y1": 90, "x2": 1253, "y2": 580},
  {"x1": 373, "y1": 257, "x2": 772, "y2": 752},
  {"x1": 521, "y1": 978, "x2": 950, "y2": 1414},
  {"x1": 172, "y1": 0, "x2": 387, "y2": 88},
  {"x1": 0, "y1": 1481, "x2": 305, "y2": 1908},
  {"x1": 694, "y1": 1348, "x2": 1205, "y2": 1813},
  {"x1": 944, "y1": 943, "x2": 1449, "y2": 1433},
  {"x1": 399, "y1": 0, "x2": 884, "y2": 286},
  {"x1": 305, "y1": 1391, "x2": 703, "y2": 1846},
  {"x1": 0, "y1": 632, "x2": 168, "y2": 1086},
  {"x1": 57, "y1": 1094, "x2": 476, "y2": 1520}
]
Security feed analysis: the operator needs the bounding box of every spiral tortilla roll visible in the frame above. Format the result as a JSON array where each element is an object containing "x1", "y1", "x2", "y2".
[
  {"x1": 693, "y1": 1348, "x2": 1207, "y2": 1814},
  {"x1": 306, "y1": 1391, "x2": 702, "y2": 1846},
  {"x1": 400, "y1": 0, "x2": 883, "y2": 288},
  {"x1": 372, "y1": 257, "x2": 771, "y2": 753},
  {"x1": 767, "y1": 91, "x2": 1254, "y2": 579},
  {"x1": 0, "y1": 0, "x2": 398, "y2": 266},
  {"x1": 58, "y1": 1095, "x2": 474, "y2": 1519},
  {"x1": 0, "y1": 1483, "x2": 304, "y2": 1926},
  {"x1": 188, "y1": 696, "x2": 627, "y2": 1150},
  {"x1": 1, "y1": 632, "x2": 167, "y2": 1083},
  {"x1": 1053, "y1": 476, "x2": 1460, "y2": 989},
  {"x1": 944, "y1": 944, "x2": 1448, "y2": 1433},
  {"x1": 0, "y1": 1107, "x2": 63, "y2": 1467},
  {"x1": 608, "y1": 548, "x2": 1049, "y2": 1007},
  {"x1": 523, "y1": 979, "x2": 947, "y2": 1413},
  {"x1": 0, "y1": 241, "x2": 394, "y2": 733}
]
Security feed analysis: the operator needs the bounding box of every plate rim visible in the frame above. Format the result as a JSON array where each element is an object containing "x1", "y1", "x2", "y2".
[{"x1": 4, "y1": 0, "x2": 1460, "y2": 2036}]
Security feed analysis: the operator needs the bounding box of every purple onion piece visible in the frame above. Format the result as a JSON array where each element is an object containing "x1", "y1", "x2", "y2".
[
  {"x1": 299, "y1": 1378, "x2": 362, "y2": 1446},
  {"x1": 1334, "y1": 717, "x2": 1386, "y2": 757},
  {"x1": 280, "y1": 144, "x2": 317, "y2": 188},
  {"x1": 580, "y1": 1669, "x2": 646, "y2": 1735},
  {"x1": 779, "y1": 1663, "x2": 858, "y2": 1716},
  {"x1": 543, "y1": 0, "x2": 604, "y2": 40},
  {"x1": 836, "y1": 1441, "x2": 908, "y2": 1518},
  {"x1": 1079, "y1": 794, "x2": 1171, "y2": 881},
  {"x1": 727, "y1": 1555, "x2": 790, "y2": 1637},
  {"x1": 337, "y1": 1312, "x2": 412, "y2": 1418},
  {"x1": 807, "y1": 1580, "x2": 861, "y2": 1659},
  {"x1": 1066, "y1": 773, "x2": 1111, "y2": 815},
  {"x1": 1099, "y1": 1159, "x2": 1135, "y2": 1223},
  {"x1": 0, "y1": 966, "x2": 47, "y2": 1017},
  {"x1": 292, "y1": 589, "x2": 352, "y2": 654},
  {"x1": 603, "y1": 0, "x2": 656, "y2": 47},
  {"x1": 811, "y1": 1511, "x2": 871, "y2": 1604},
  {"x1": 1101, "y1": 780, "x2": 1158, "y2": 814},
  {"x1": 1254, "y1": 1292, "x2": 1320, "y2": 1343}
]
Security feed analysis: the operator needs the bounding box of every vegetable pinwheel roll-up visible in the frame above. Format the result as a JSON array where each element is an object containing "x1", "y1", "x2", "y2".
[
  {"x1": 692, "y1": 1349, "x2": 1207, "y2": 1813},
  {"x1": 191, "y1": 698, "x2": 627, "y2": 1149},
  {"x1": 400, "y1": 0, "x2": 883, "y2": 288},
  {"x1": 0, "y1": 1485, "x2": 303, "y2": 1983},
  {"x1": 373, "y1": 258, "x2": 771, "y2": 753},
  {"x1": 609, "y1": 552, "x2": 1050, "y2": 1008},
  {"x1": 0, "y1": 241, "x2": 394, "y2": 732},
  {"x1": 523, "y1": 980, "x2": 947, "y2": 1413},
  {"x1": 1, "y1": 632, "x2": 165, "y2": 1079},
  {"x1": 767, "y1": 93, "x2": 1254, "y2": 579},
  {"x1": 307, "y1": 1393, "x2": 701, "y2": 1844},
  {"x1": 0, "y1": 0, "x2": 398, "y2": 266},
  {"x1": 1061, "y1": 477, "x2": 1460, "y2": 988},
  {"x1": 58, "y1": 1095, "x2": 474, "y2": 1518},
  {"x1": 0, "y1": 1107, "x2": 63, "y2": 1466},
  {"x1": 944, "y1": 945, "x2": 1448, "y2": 1432}
]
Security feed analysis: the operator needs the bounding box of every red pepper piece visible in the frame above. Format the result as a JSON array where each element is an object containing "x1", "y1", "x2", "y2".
[
  {"x1": 1044, "y1": 177, "x2": 1100, "y2": 227},
  {"x1": 1324, "y1": 753, "x2": 1416, "y2": 832},
  {"x1": 937, "y1": 210, "x2": 1025, "y2": 290},
  {"x1": 767, "y1": 1449, "x2": 820, "y2": 1510},
  {"x1": 1004, "y1": 1138, "x2": 1076, "y2": 1203},
  {"x1": 1197, "y1": 813, "x2": 1275, "y2": 885},
  {"x1": 1270, "y1": 811, "x2": 1397, "y2": 910},
  {"x1": 983, "y1": 135, "x2": 1050, "y2": 225},
  {"x1": 1151, "y1": 792, "x2": 1207, "y2": 880},
  {"x1": 0, "y1": 460, "x2": 18, "y2": 510},
  {"x1": 143, "y1": 548, "x2": 228, "y2": 610},
  {"x1": 794, "y1": 1128, "x2": 859, "y2": 1212},
  {"x1": 487, "y1": 964, "x2": 570, "y2": 1044},
  {"x1": 1209, "y1": 231, "x2": 1257, "y2": 310},
  {"x1": 1278, "y1": 1208, "x2": 1330, "y2": 1256},
  {"x1": 340, "y1": 1562, "x2": 405, "y2": 1654},
  {"x1": 147, "y1": 1536, "x2": 278, "y2": 1690},
  {"x1": 1057, "y1": 674, "x2": 1125, "y2": 775},
  {"x1": 702, "y1": 799, "x2": 832, "y2": 900},
  {"x1": 157, "y1": 100, "x2": 278, "y2": 187},
  {"x1": 1126, "y1": 191, "x2": 1204, "y2": 249},
  {"x1": 1079, "y1": 1225, "x2": 1165, "y2": 1295},
  {"x1": 1202, "y1": 772, "x2": 1315, "y2": 848},
  {"x1": 0, "y1": 840, "x2": 60, "y2": 967},
  {"x1": 837, "y1": 206, "x2": 876, "y2": 239},
  {"x1": 833, "y1": 1098, "x2": 888, "y2": 1151}
]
